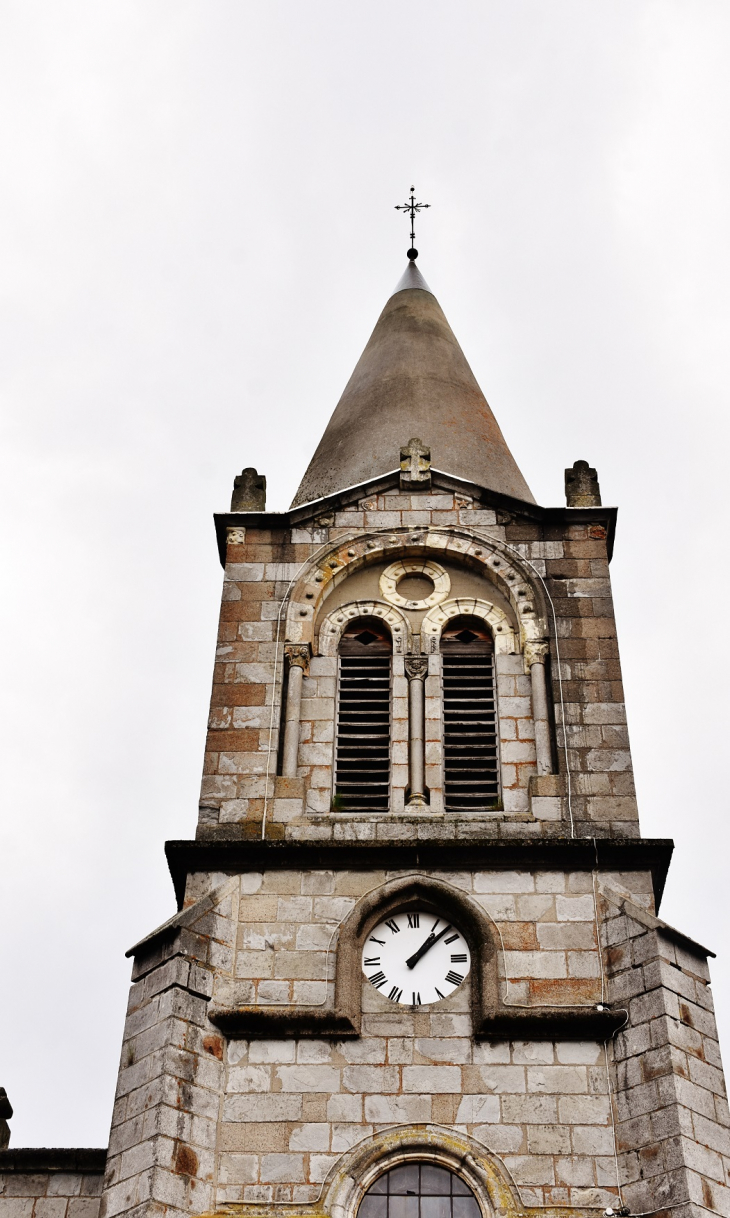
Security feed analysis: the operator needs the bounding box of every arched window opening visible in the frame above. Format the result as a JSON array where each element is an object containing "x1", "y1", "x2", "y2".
[
  {"x1": 335, "y1": 618, "x2": 392, "y2": 812},
  {"x1": 441, "y1": 616, "x2": 499, "y2": 811},
  {"x1": 359, "y1": 1163, "x2": 481, "y2": 1218}
]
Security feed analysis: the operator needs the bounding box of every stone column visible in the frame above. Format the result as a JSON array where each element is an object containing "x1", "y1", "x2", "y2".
[
  {"x1": 525, "y1": 640, "x2": 552, "y2": 776},
  {"x1": 281, "y1": 645, "x2": 310, "y2": 778},
  {"x1": 405, "y1": 655, "x2": 429, "y2": 807}
]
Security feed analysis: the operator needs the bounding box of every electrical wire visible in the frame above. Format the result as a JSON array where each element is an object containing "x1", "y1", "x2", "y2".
[
  {"x1": 496, "y1": 538, "x2": 574, "y2": 837},
  {"x1": 236, "y1": 522, "x2": 630, "y2": 1211}
]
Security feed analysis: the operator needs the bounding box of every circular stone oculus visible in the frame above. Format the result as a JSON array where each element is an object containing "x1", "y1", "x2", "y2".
[{"x1": 379, "y1": 560, "x2": 450, "y2": 610}]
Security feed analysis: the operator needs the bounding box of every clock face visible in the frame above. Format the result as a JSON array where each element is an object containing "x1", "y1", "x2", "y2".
[{"x1": 361, "y1": 910, "x2": 471, "y2": 1007}]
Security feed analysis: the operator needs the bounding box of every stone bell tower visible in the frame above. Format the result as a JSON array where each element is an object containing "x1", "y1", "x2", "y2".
[{"x1": 2, "y1": 255, "x2": 729, "y2": 1218}]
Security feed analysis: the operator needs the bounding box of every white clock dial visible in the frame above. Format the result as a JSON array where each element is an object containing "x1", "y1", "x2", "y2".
[{"x1": 361, "y1": 910, "x2": 471, "y2": 1006}]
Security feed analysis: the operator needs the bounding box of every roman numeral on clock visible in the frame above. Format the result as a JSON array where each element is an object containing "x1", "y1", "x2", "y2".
[
  {"x1": 369, "y1": 971, "x2": 387, "y2": 988},
  {"x1": 369, "y1": 936, "x2": 385, "y2": 945},
  {"x1": 407, "y1": 913, "x2": 420, "y2": 928},
  {"x1": 385, "y1": 919, "x2": 400, "y2": 934},
  {"x1": 450, "y1": 954, "x2": 467, "y2": 963},
  {"x1": 364, "y1": 957, "x2": 380, "y2": 966},
  {"x1": 411, "y1": 992, "x2": 421, "y2": 1007},
  {"x1": 388, "y1": 986, "x2": 403, "y2": 1002},
  {"x1": 444, "y1": 933, "x2": 459, "y2": 944},
  {"x1": 445, "y1": 970, "x2": 464, "y2": 986}
]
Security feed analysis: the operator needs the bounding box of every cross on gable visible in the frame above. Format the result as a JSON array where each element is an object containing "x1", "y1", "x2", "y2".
[{"x1": 400, "y1": 437, "x2": 431, "y2": 491}]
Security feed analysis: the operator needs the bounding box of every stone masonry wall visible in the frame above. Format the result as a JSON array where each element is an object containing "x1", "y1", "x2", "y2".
[
  {"x1": 101, "y1": 912, "x2": 231, "y2": 1218},
  {"x1": 0, "y1": 1161, "x2": 103, "y2": 1218},
  {"x1": 604, "y1": 891, "x2": 730, "y2": 1217},
  {"x1": 207, "y1": 863, "x2": 636, "y2": 1210},
  {"x1": 99, "y1": 862, "x2": 665, "y2": 1218},
  {"x1": 201, "y1": 476, "x2": 638, "y2": 841},
  {"x1": 187, "y1": 864, "x2": 649, "y2": 1014}
]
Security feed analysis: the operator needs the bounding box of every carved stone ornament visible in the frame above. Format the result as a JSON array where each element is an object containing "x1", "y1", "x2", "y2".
[
  {"x1": 524, "y1": 639, "x2": 550, "y2": 667},
  {"x1": 317, "y1": 600, "x2": 411, "y2": 656},
  {"x1": 226, "y1": 527, "x2": 246, "y2": 545},
  {"x1": 400, "y1": 436, "x2": 431, "y2": 490},
  {"x1": 380, "y1": 559, "x2": 450, "y2": 610},
  {"x1": 422, "y1": 597, "x2": 518, "y2": 656},
  {"x1": 285, "y1": 644, "x2": 311, "y2": 672},
  {"x1": 231, "y1": 467, "x2": 266, "y2": 511},
  {"x1": 565, "y1": 459, "x2": 601, "y2": 507},
  {"x1": 405, "y1": 655, "x2": 429, "y2": 680}
]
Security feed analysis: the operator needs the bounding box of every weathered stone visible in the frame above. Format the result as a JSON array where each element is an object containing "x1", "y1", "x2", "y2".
[
  {"x1": 565, "y1": 461, "x2": 601, "y2": 507},
  {"x1": 231, "y1": 469, "x2": 266, "y2": 512}
]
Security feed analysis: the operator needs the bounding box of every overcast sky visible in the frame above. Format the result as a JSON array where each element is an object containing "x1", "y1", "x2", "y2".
[{"x1": 2, "y1": 1, "x2": 729, "y2": 1148}]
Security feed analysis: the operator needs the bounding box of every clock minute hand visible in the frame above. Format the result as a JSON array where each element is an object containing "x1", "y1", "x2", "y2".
[{"x1": 405, "y1": 924, "x2": 452, "y2": 970}]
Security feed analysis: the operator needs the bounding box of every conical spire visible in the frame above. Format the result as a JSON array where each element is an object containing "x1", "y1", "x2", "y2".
[{"x1": 290, "y1": 262, "x2": 535, "y2": 507}]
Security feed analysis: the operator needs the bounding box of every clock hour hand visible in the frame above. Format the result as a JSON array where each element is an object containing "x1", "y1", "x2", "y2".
[{"x1": 405, "y1": 923, "x2": 452, "y2": 970}]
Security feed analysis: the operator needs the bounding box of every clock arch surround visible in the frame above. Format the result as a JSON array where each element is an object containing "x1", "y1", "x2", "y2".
[{"x1": 333, "y1": 875, "x2": 499, "y2": 1032}]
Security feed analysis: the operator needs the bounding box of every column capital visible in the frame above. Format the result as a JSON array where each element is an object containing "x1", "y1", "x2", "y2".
[
  {"x1": 524, "y1": 640, "x2": 549, "y2": 668},
  {"x1": 405, "y1": 655, "x2": 429, "y2": 681},
  {"x1": 285, "y1": 643, "x2": 311, "y2": 672}
]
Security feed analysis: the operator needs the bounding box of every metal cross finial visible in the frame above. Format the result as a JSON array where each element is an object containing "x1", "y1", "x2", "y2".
[{"x1": 395, "y1": 186, "x2": 430, "y2": 261}]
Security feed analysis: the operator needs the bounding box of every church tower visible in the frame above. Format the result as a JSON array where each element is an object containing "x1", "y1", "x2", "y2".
[{"x1": 2, "y1": 248, "x2": 729, "y2": 1218}]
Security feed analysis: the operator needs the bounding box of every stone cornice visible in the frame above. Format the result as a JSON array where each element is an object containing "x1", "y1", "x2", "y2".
[{"x1": 165, "y1": 835, "x2": 673, "y2": 912}]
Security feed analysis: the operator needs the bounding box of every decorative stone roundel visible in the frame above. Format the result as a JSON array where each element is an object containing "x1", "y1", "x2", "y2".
[{"x1": 379, "y1": 560, "x2": 450, "y2": 610}]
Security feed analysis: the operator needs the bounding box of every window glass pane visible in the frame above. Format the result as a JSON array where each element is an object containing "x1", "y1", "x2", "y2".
[
  {"x1": 421, "y1": 1166, "x2": 451, "y2": 1196},
  {"x1": 360, "y1": 1197, "x2": 388, "y2": 1218},
  {"x1": 369, "y1": 1177, "x2": 388, "y2": 1195},
  {"x1": 421, "y1": 1197, "x2": 451, "y2": 1218},
  {"x1": 390, "y1": 1197, "x2": 419, "y2": 1218},
  {"x1": 453, "y1": 1197, "x2": 481, "y2": 1218},
  {"x1": 359, "y1": 1161, "x2": 480, "y2": 1218},
  {"x1": 389, "y1": 1165, "x2": 420, "y2": 1195}
]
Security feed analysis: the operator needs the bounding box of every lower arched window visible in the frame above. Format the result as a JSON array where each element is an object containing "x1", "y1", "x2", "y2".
[
  {"x1": 441, "y1": 615, "x2": 499, "y2": 811},
  {"x1": 334, "y1": 618, "x2": 392, "y2": 812},
  {"x1": 359, "y1": 1163, "x2": 481, "y2": 1218}
]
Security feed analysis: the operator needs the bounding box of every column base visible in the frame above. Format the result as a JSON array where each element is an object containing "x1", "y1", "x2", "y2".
[{"x1": 405, "y1": 793, "x2": 429, "y2": 809}]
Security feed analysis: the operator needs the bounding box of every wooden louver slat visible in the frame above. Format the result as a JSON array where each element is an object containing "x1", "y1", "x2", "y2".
[
  {"x1": 335, "y1": 622, "x2": 392, "y2": 812},
  {"x1": 442, "y1": 621, "x2": 499, "y2": 811}
]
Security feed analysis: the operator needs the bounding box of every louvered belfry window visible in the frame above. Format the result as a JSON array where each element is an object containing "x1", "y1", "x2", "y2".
[
  {"x1": 334, "y1": 618, "x2": 392, "y2": 812},
  {"x1": 441, "y1": 616, "x2": 499, "y2": 810}
]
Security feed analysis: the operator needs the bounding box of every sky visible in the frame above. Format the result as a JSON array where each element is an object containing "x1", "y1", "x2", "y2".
[{"x1": 1, "y1": 0, "x2": 729, "y2": 1148}]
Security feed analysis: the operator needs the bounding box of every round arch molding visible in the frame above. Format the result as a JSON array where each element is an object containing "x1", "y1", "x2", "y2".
[
  {"x1": 421, "y1": 597, "x2": 518, "y2": 655},
  {"x1": 320, "y1": 1125, "x2": 526, "y2": 1218},
  {"x1": 284, "y1": 527, "x2": 549, "y2": 652},
  {"x1": 317, "y1": 599, "x2": 412, "y2": 656}
]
